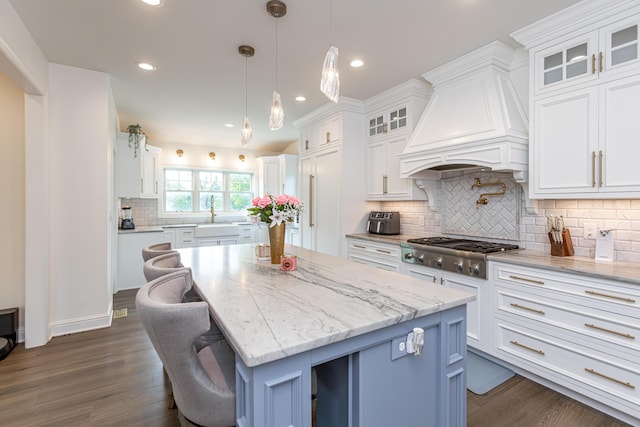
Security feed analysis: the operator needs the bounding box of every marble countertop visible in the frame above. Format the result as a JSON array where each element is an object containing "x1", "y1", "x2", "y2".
[
  {"x1": 346, "y1": 233, "x2": 640, "y2": 285},
  {"x1": 178, "y1": 244, "x2": 474, "y2": 367},
  {"x1": 345, "y1": 233, "x2": 423, "y2": 244},
  {"x1": 118, "y1": 225, "x2": 164, "y2": 234}
]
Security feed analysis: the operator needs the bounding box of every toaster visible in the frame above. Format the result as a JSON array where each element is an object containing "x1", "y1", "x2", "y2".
[{"x1": 367, "y1": 211, "x2": 401, "y2": 235}]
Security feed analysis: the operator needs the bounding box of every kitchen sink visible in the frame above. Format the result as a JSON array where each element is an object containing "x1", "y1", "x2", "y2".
[{"x1": 194, "y1": 224, "x2": 240, "y2": 238}]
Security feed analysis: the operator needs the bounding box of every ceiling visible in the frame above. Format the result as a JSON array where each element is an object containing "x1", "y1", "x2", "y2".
[{"x1": 10, "y1": 0, "x2": 582, "y2": 152}]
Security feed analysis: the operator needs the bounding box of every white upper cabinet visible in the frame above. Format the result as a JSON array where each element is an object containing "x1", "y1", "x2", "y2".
[
  {"x1": 256, "y1": 154, "x2": 298, "y2": 197},
  {"x1": 115, "y1": 132, "x2": 161, "y2": 199},
  {"x1": 364, "y1": 79, "x2": 431, "y2": 201},
  {"x1": 512, "y1": 0, "x2": 640, "y2": 198},
  {"x1": 534, "y1": 14, "x2": 640, "y2": 94}
]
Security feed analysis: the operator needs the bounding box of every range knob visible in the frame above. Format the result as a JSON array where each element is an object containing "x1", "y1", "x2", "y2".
[
  {"x1": 417, "y1": 254, "x2": 425, "y2": 263},
  {"x1": 454, "y1": 261, "x2": 464, "y2": 272},
  {"x1": 434, "y1": 256, "x2": 443, "y2": 267},
  {"x1": 404, "y1": 252, "x2": 414, "y2": 260},
  {"x1": 470, "y1": 264, "x2": 481, "y2": 274}
]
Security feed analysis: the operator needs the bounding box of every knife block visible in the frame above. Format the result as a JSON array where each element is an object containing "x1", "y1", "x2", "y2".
[{"x1": 548, "y1": 229, "x2": 574, "y2": 257}]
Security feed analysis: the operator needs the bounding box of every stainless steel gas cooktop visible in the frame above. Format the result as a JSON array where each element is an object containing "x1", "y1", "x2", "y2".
[{"x1": 400, "y1": 237, "x2": 519, "y2": 279}]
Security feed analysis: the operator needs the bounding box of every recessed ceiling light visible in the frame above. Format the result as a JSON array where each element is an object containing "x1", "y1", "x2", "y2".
[
  {"x1": 224, "y1": 123, "x2": 234, "y2": 128},
  {"x1": 350, "y1": 59, "x2": 364, "y2": 68},
  {"x1": 295, "y1": 96, "x2": 306, "y2": 102},
  {"x1": 141, "y1": 0, "x2": 163, "y2": 6},
  {"x1": 136, "y1": 62, "x2": 157, "y2": 71}
]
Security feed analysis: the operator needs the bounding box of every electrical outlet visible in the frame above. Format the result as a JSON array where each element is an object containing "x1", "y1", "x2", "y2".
[
  {"x1": 391, "y1": 336, "x2": 408, "y2": 360},
  {"x1": 584, "y1": 222, "x2": 597, "y2": 239}
]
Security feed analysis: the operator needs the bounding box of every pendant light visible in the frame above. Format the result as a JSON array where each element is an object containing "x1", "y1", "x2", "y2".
[
  {"x1": 320, "y1": 0, "x2": 339, "y2": 103},
  {"x1": 267, "y1": 1, "x2": 286, "y2": 130},
  {"x1": 239, "y1": 45, "x2": 255, "y2": 147}
]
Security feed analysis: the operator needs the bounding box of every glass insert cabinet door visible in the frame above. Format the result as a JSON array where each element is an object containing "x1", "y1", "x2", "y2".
[
  {"x1": 536, "y1": 33, "x2": 598, "y2": 91},
  {"x1": 605, "y1": 22, "x2": 639, "y2": 70}
]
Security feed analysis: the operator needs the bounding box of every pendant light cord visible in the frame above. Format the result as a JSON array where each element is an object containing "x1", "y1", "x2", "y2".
[
  {"x1": 275, "y1": 18, "x2": 278, "y2": 91},
  {"x1": 244, "y1": 55, "x2": 248, "y2": 117}
]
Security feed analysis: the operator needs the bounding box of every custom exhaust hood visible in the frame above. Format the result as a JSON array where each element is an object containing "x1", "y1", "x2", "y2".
[{"x1": 398, "y1": 40, "x2": 534, "y2": 212}]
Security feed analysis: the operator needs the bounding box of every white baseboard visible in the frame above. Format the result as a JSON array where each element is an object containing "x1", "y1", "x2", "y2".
[{"x1": 50, "y1": 312, "x2": 113, "y2": 337}]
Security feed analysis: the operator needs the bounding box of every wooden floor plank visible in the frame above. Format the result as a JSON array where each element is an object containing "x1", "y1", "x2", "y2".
[{"x1": 0, "y1": 289, "x2": 632, "y2": 426}]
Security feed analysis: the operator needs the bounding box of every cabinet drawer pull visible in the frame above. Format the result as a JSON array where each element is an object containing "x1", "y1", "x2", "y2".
[
  {"x1": 591, "y1": 53, "x2": 596, "y2": 74},
  {"x1": 382, "y1": 175, "x2": 388, "y2": 194},
  {"x1": 375, "y1": 249, "x2": 391, "y2": 254},
  {"x1": 584, "y1": 323, "x2": 635, "y2": 340},
  {"x1": 599, "y1": 51, "x2": 603, "y2": 73},
  {"x1": 353, "y1": 244, "x2": 366, "y2": 249},
  {"x1": 510, "y1": 303, "x2": 545, "y2": 315},
  {"x1": 598, "y1": 150, "x2": 603, "y2": 188},
  {"x1": 309, "y1": 175, "x2": 315, "y2": 227},
  {"x1": 508, "y1": 275, "x2": 544, "y2": 285},
  {"x1": 141, "y1": 178, "x2": 144, "y2": 193},
  {"x1": 584, "y1": 290, "x2": 635, "y2": 303},
  {"x1": 585, "y1": 368, "x2": 635, "y2": 389},
  {"x1": 591, "y1": 151, "x2": 596, "y2": 188},
  {"x1": 326, "y1": 131, "x2": 331, "y2": 143},
  {"x1": 509, "y1": 340, "x2": 545, "y2": 355}
]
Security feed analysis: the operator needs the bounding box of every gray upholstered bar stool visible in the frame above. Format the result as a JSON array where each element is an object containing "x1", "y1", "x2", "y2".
[
  {"x1": 143, "y1": 251, "x2": 185, "y2": 282},
  {"x1": 141, "y1": 241, "x2": 176, "y2": 262},
  {"x1": 136, "y1": 270, "x2": 236, "y2": 427}
]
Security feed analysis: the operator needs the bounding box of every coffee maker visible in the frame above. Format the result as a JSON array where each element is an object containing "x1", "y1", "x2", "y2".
[{"x1": 120, "y1": 206, "x2": 135, "y2": 229}]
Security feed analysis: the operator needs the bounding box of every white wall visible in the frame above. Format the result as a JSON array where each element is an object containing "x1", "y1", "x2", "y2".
[
  {"x1": 0, "y1": 71, "x2": 25, "y2": 335},
  {"x1": 48, "y1": 63, "x2": 114, "y2": 335}
]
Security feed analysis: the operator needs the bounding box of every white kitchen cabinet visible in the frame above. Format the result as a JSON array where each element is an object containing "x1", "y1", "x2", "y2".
[
  {"x1": 257, "y1": 154, "x2": 298, "y2": 197},
  {"x1": 489, "y1": 261, "x2": 640, "y2": 422},
  {"x1": 533, "y1": 75, "x2": 640, "y2": 196},
  {"x1": 403, "y1": 263, "x2": 487, "y2": 352},
  {"x1": 196, "y1": 237, "x2": 238, "y2": 247},
  {"x1": 346, "y1": 238, "x2": 401, "y2": 272},
  {"x1": 364, "y1": 80, "x2": 430, "y2": 201},
  {"x1": 237, "y1": 222, "x2": 255, "y2": 244},
  {"x1": 285, "y1": 226, "x2": 301, "y2": 247},
  {"x1": 115, "y1": 132, "x2": 161, "y2": 199},
  {"x1": 299, "y1": 112, "x2": 342, "y2": 153},
  {"x1": 194, "y1": 224, "x2": 240, "y2": 247},
  {"x1": 175, "y1": 227, "x2": 195, "y2": 248},
  {"x1": 294, "y1": 99, "x2": 373, "y2": 258},
  {"x1": 256, "y1": 156, "x2": 280, "y2": 197},
  {"x1": 117, "y1": 231, "x2": 165, "y2": 291},
  {"x1": 512, "y1": 2, "x2": 640, "y2": 199},
  {"x1": 532, "y1": 14, "x2": 640, "y2": 95}
]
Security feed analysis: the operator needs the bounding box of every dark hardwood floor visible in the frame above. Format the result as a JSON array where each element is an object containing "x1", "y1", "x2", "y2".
[{"x1": 0, "y1": 290, "x2": 631, "y2": 427}]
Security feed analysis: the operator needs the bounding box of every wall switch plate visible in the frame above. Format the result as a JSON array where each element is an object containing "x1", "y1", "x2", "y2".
[
  {"x1": 391, "y1": 336, "x2": 408, "y2": 360},
  {"x1": 583, "y1": 222, "x2": 597, "y2": 239}
]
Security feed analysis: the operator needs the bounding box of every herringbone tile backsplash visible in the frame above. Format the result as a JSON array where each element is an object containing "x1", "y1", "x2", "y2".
[{"x1": 442, "y1": 172, "x2": 520, "y2": 241}]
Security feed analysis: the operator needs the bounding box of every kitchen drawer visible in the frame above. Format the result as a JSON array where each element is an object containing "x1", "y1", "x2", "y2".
[
  {"x1": 347, "y1": 238, "x2": 401, "y2": 272},
  {"x1": 492, "y1": 262, "x2": 640, "y2": 318},
  {"x1": 178, "y1": 228, "x2": 195, "y2": 238},
  {"x1": 494, "y1": 317, "x2": 640, "y2": 416},
  {"x1": 495, "y1": 286, "x2": 640, "y2": 354},
  {"x1": 239, "y1": 235, "x2": 253, "y2": 243},
  {"x1": 347, "y1": 239, "x2": 400, "y2": 259},
  {"x1": 177, "y1": 237, "x2": 195, "y2": 248}
]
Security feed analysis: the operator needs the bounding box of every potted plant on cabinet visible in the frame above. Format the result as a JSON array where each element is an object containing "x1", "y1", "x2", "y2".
[{"x1": 127, "y1": 123, "x2": 147, "y2": 157}]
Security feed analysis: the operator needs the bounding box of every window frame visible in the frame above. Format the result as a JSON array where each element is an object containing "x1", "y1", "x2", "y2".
[{"x1": 160, "y1": 166, "x2": 254, "y2": 218}]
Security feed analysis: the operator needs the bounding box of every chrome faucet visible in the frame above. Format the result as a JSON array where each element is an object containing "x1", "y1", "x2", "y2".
[{"x1": 210, "y1": 195, "x2": 215, "y2": 223}]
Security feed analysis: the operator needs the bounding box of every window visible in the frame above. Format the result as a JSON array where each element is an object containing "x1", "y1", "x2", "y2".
[{"x1": 164, "y1": 168, "x2": 253, "y2": 214}]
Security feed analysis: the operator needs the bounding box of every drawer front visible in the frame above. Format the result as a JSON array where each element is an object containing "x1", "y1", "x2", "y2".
[
  {"x1": 238, "y1": 225, "x2": 254, "y2": 235},
  {"x1": 495, "y1": 286, "x2": 640, "y2": 353},
  {"x1": 492, "y1": 262, "x2": 640, "y2": 318},
  {"x1": 178, "y1": 228, "x2": 195, "y2": 238},
  {"x1": 495, "y1": 318, "x2": 640, "y2": 412},
  {"x1": 349, "y1": 254, "x2": 399, "y2": 272},
  {"x1": 347, "y1": 240, "x2": 400, "y2": 259}
]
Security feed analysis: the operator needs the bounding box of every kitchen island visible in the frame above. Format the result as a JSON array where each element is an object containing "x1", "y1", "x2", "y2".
[{"x1": 178, "y1": 244, "x2": 474, "y2": 427}]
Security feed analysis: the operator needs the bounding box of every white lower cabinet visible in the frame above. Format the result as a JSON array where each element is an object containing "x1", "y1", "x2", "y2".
[
  {"x1": 237, "y1": 223, "x2": 255, "y2": 244},
  {"x1": 346, "y1": 238, "x2": 401, "y2": 272},
  {"x1": 117, "y1": 231, "x2": 165, "y2": 292},
  {"x1": 286, "y1": 226, "x2": 301, "y2": 247},
  {"x1": 490, "y1": 261, "x2": 640, "y2": 423},
  {"x1": 403, "y1": 263, "x2": 488, "y2": 352}
]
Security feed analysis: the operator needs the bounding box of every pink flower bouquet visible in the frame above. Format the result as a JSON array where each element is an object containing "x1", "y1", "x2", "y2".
[{"x1": 247, "y1": 194, "x2": 302, "y2": 227}]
